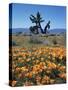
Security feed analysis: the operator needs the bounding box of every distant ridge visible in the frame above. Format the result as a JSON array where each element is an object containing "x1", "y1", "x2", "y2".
[
  {"x1": 9, "y1": 28, "x2": 29, "y2": 34},
  {"x1": 49, "y1": 28, "x2": 66, "y2": 34},
  {"x1": 9, "y1": 28, "x2": 66, "y2": 34}
]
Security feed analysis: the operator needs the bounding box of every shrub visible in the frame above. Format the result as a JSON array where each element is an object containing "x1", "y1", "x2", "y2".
[{"x1": 52, "y1": 39, "x2": 57, "y2": 45}]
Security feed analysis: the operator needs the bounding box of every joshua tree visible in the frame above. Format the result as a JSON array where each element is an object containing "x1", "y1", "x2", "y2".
[
  {"x1": 44, "y1": 20, "x2": 50, "y2": 34},
  {"x1": 36, "y1": 12, "x2": 45, "y2": 33},
  {"x1": 30, "y1": 12, "x2": 44, "y2": 34},
  {"x1": 29, "y1": 12, "x2": 50, "y2": 34},
  {"x1": 29, "y1": 26, "x2": 39, "y2": 34}
]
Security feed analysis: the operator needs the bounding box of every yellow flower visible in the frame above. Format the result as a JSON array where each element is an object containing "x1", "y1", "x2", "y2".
[
  {"x1": 12, "y1": 46, "x2": 66, "y2": 86},
  {"x1": 46, "y1": 70, "x2": 51, "y2": 74},
  {"x1": 15, "y1": 67, "x2": 21, "y2": 72},
  {"x1": 26, "y1": 58, "x2": 31, "y2": 62},
  {"x1": 59, "y1": 66, "x2": 66, "y2": 72},
  {"x1": 32, "y1": 57, "x2": 35, "y2": 60},
  {"x1": 41, "y1": 57, "x2": 44, "y2": 61},
  {"x1": 58, "y1": 73, "x2": 66, "y2": 79},
  {"x1": 59, "y1": 55, "x2": 63, "y2": 60},
  {"x1": 52, "y1": 53, "x2": 56, "y2": 57},
  {"x1": 41, "y1": 75, "x2": 50, "y2": 84},
  {"x1": 26, "y1": 72, "x2": 33, "y2": 78},
  {"x1": 21, "y1": 67, "x2": 28, "y2": 71},
  {"x1": 43, "y1": 75, "x2": 50, "y2": 81},
  {"x1": 12, "y1": 80, "x2": 17, "y2": 86},
  {"x1": 50, "y1": 79, "x2": 55, "y2": 84},
  {"x1": 24, "y1": 81, "x2": 33, "y2": 86}
]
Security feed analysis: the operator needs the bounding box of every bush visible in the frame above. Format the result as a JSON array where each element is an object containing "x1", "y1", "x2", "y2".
[{"x1": 52, "y1": 39, "x2": 57, "y2": 45}]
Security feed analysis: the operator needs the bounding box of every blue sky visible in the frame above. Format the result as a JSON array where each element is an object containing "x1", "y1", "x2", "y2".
[{"x1": 11, "y1": 3, "x2": 66, "y2": 29}]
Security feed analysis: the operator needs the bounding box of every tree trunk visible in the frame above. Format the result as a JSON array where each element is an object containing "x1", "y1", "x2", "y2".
[{"x1": 39, "y1": 23, "x2": 44, "y2": 34}]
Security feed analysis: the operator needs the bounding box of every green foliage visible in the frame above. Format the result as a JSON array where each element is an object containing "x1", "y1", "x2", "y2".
[{"x1": 50, "y1": 69, "x2": 60, "y2": 78}]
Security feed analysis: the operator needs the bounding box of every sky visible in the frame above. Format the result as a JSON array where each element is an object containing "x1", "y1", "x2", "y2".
[{"x1": 10, "y1": 3, "x2": 66, "y2": 29}]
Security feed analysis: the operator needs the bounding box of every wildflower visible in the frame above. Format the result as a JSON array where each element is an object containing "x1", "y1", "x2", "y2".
[
  {"x1": 15, "y1": 67, "x2": 21, "y2": 72},
  {"x1": 21, "y1": 67, "x2": 28, "y2": 72},
  {"x1": 58, "y1": 73, "x2": 66, "y2": 80},
  {"x1": 12, "y1": 80, "x2": 17, "y2": 86},
  {"x1": 50, "y1": 79, "x2": 55, "y2": 84},
  {"x1": 41, "y1": 57, "x2": 44, "y2": 61},
  {"x1": 59, "y1": 66, "x2": 66, "y2": 72},
  {"x1": 26, "y1": 58, "x2": 31, "y2": 62},
  {"x1": 24, "y1": 81, "x2": 33, "y2": 86}
]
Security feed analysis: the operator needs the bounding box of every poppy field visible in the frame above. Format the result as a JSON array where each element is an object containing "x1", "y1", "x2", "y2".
[{"x1": 9, "y1": 46, "x2": 66, "y2": 86}]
